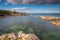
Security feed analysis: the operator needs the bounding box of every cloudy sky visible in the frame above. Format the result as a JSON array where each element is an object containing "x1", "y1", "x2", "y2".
[{"x1": 0, "y1": 0, "x2": 60, "y2": 13}]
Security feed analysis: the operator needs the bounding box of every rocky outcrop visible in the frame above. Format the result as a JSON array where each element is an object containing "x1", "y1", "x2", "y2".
[
  {"x1": 0, "y1": 31, "x2": 40, "y2": 40},
  {"x1": 38, "y1": 16, "x2": 60, "y2": 21},
  {"x1": 38, "y1": 16, "x2": 55, "y2": 21},
  {"x1": 51, "y1": 22, "x2": 60, "y2": 26}
]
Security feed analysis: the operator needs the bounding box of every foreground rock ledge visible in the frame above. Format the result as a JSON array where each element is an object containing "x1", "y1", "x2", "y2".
[{"x1": 0, "y1": 31, "x2": 40, "y2": 40}]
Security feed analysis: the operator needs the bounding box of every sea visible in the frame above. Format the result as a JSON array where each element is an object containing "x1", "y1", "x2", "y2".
[{"x1": 0, "y1": 13, "x2": 60, "y2": 34}]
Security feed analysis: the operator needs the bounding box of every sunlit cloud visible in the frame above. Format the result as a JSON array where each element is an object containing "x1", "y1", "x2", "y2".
[
  {"x1": 11, "y1": 7, "x2": 31, "y2": 12},
  {"x1": 11, "y1": 7, "x2": 60, "y2": 13},
  {"x1": 4, "y1": 2, "x2": 8, "y2": 5}
]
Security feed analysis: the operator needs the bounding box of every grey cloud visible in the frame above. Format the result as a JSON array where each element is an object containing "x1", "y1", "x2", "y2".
[
  {"x1": 7, "y1": 0, "x2": 22, "y2": 4},
  {"x1": 7, "y1": 0, "x2": 60, "y2": 4}
]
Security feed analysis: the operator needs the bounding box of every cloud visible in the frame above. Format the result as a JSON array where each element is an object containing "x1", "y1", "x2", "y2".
[
  {"x1": 4, "y1": 2, "x2": 8, "y2": 5},
  {"x1": 10, "y1": 7, "x2": 60, "y2": 13},
  {"x1": 6, "y1": 0, "x2": 60, "y2": 4},
  {"x1": 7, "y1": 0, "x2": 22, "y2": 4},
  {"x1": 11, "y1": 7, "x2": 31, "y2": 11}
]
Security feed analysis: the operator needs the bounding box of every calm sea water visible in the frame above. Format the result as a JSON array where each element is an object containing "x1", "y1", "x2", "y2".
[
  {"x1": 0, "y1": 13, "x2": 60, "y2": 30},
  {"x1": 30, "y1": 13, "x2": 60, "y2": 17}
]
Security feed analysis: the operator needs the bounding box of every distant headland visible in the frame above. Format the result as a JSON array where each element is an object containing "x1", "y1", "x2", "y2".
[{"x1": 0, "y1": 10, "x2": 29, "y2": 16}]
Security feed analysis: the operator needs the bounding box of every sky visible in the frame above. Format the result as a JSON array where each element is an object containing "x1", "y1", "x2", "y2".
[{"x1": 0, "y1": 0, "x2": 60, "y2": 13}]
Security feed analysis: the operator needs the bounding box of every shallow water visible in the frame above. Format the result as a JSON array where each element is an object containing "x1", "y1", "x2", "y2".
[{"x1": 0, "y1": 14, "x2": 60, "y2": 31}]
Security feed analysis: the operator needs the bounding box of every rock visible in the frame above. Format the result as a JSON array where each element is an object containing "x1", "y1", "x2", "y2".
[
  {"x1": 0, "y1": 31, "x2": 40, "y2": 40},
  {"x1": 26, "y1": 34, "x2": 40, "y2": 40},
  {"x1": 18, "y1": 31, "x2": 26, "y2": 38},
  {"x1": 7, "y1": 33, "x2": 16, "y2": 40}
]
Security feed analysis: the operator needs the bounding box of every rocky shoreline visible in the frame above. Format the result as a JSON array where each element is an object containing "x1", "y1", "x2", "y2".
[
  {"x1": 38, "y1": 16, "x2": 60, "y2": 27},
  {"x1": 38, "y1": 16, "x2": 60, "y2": 21},
  {"x1": 0, "y1": 31, "x2": 40, "y2": 40},
  {"x1": 0, "y1": 10, "x2": 29, "y2": 17}
]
